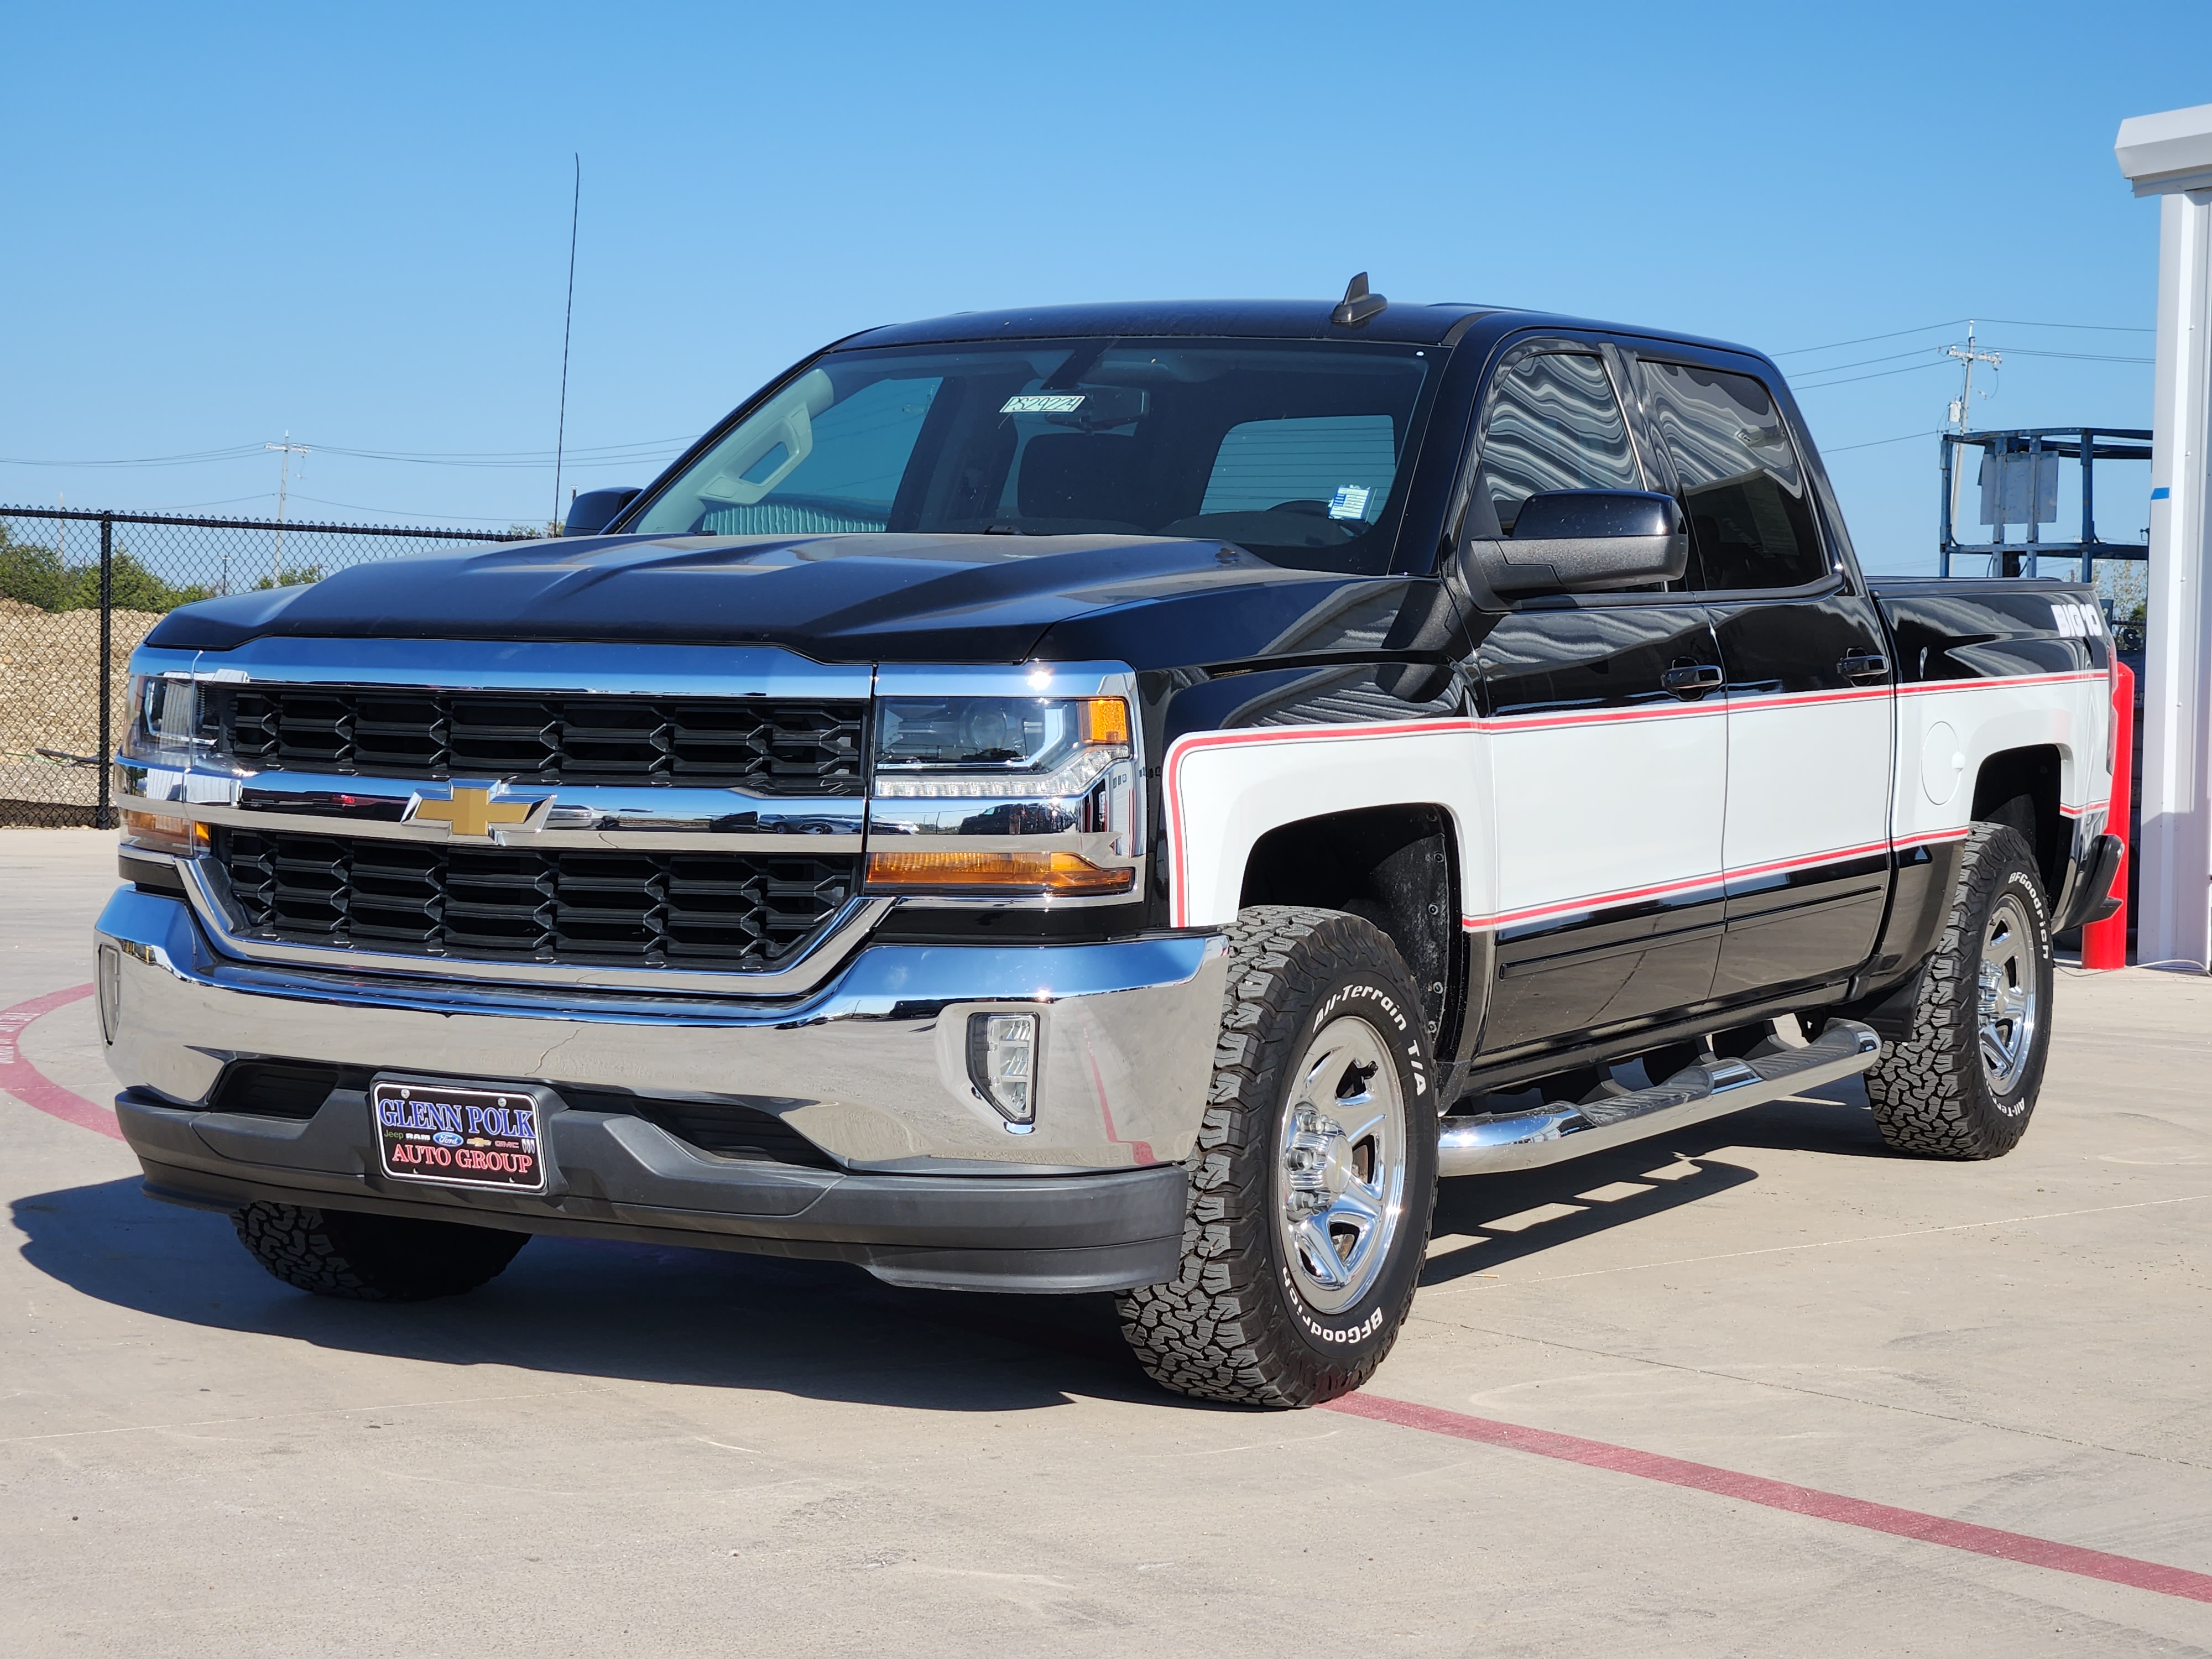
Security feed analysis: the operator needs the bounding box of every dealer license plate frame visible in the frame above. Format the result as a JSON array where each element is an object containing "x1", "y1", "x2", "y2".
[{"x1": 370, "y1": 1074, "x2": 555, "y2": 1196}]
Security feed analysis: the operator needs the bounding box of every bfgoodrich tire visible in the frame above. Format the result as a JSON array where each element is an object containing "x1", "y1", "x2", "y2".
[
  {"x1": 1864, "y1": 823, "x2": 2054, "y2": 1159},
  {"x1": 1117, "y1": 906, "x2": 1439, "y2": 1407},
  {"x1": 232, "y1": 1202, "x2": 529, "y2": 1301}
]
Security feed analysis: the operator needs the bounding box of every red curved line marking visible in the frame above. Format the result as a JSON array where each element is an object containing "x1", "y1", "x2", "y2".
[
  {"x1": 0, "y1": 984, "x2": 123, "y2": 1141},
  {"x1": 1324, "y1": 1392, "x2": 2212, "y2": 1604}
]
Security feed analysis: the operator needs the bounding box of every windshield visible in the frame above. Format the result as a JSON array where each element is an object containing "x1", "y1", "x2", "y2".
[{"x1": 628, "y1": 338, "x2": 1435, "y2": 573}]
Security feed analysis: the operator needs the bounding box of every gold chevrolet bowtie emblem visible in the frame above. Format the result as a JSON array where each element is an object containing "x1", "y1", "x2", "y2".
[{"x1": 411, "y1": 786, "x2": 543, "y2": 839}]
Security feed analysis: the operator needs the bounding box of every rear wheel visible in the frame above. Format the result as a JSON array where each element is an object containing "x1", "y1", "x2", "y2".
[
  {"x1": 232, "y1": 1202, "x2": 528, "y2": 1301},
  {"x1": 1864, "y1": 823, "x2": 2053, "y2": 1159},
  {"x1": 1117, "y1": 907, "x2": 1439, "y2": 1407}
]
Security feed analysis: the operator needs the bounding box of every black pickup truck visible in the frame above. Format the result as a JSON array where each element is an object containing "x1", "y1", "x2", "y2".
[{"x1": 100, "y1": 279, "x2": 2122, "y2": 1407}]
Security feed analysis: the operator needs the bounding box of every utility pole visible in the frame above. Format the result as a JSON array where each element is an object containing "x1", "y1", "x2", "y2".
[
  {"x1": 1945, "y1": 321, "x2": 2003, "y2": 435},
  {"x1": 265, "y1": 432, "x2": 310, "y2": 587},
  {"x1": 1943, "y1": 322, "x2": 2005, "y2": 561}
]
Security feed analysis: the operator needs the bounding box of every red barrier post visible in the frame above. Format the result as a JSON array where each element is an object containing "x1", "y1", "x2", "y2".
[{"x1": 2083, "y1": 660, "x2": 2135, "y2": 969}]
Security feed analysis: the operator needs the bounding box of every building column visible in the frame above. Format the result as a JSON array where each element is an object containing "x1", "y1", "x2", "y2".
[{"x1": 2119, "y1": 108, "x2": 2212, "y2": 969}]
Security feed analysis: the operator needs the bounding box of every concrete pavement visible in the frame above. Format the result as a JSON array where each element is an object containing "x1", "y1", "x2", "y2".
[{"x1": 3, "y1": 827, "x2": 2208, "y2": 1655}]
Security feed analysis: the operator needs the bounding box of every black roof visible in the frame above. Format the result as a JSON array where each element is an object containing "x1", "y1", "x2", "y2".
[
  {"x1": 843, "y1": 299, "x2": 1496, "y2": 349},
  {"x1": 837, "y1": 298, "x2": 1775, "y2": 370}
]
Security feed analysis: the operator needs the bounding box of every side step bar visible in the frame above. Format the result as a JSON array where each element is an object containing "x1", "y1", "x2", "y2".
[{"x1": 1437, "y1": 1020, "x2": 1882, "y2": 1178}]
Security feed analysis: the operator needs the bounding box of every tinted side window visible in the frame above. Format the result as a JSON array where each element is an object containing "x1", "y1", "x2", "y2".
[
  {"x1": 1467, "y1": 352, "x2": 1642, "y2": 537},
  {"x1": 1637, "y1": 361, "x2": 1826, "y2": 591}
]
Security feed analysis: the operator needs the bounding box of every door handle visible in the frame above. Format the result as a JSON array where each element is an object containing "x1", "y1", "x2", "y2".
[
  {"x1": 1839, "y1": 650, "x2": 1890, "y2": 682},
  {"x1": 1661, "y1": 662, "x2": 1724, "y2": 700}
]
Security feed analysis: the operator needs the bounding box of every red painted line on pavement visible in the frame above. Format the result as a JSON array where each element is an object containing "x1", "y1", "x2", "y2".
[
  {"x1": 1322, "y1": 1392, "x2": 2212, "y2": 1604},
  {"x1": 0, "y1": 984, "x2": 122, "y2": 1141}
]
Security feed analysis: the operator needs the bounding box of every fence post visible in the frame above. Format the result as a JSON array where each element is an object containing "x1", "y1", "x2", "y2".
[{"x1": 98, "y1": 514, "x2": 113, "y2": 830}]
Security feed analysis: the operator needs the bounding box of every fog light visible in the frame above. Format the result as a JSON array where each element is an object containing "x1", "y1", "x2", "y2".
[{"x1": 967, "y1": 1011, "x2": 1039, "y2": 1128}]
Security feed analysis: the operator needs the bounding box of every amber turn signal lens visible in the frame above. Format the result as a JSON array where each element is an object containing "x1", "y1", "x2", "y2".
[
  {"x1": 865, "y1": 849, "x2": 1134, "y2": 894},
  {"x1": 1078, "y1": 697, "x2": 1130, "y2": 747},
  {"x1": 121, "y1": 811, "x2": 208, "y2": 855}
]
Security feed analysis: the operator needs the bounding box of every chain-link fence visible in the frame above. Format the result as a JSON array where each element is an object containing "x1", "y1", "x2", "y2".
[{"x1": 1, "y1": 506, "x2": 534, "y2": 827}]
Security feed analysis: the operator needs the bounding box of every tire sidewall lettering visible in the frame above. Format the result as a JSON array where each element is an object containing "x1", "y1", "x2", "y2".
[{"x1": 1277, "y1": 962, "x2": 1436, "y2": 1354}]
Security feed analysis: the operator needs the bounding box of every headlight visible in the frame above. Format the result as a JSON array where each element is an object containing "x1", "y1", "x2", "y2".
[
  {"x1": 123, "y1": 674, "x2": 205, "y2": 761},
  {"x1": 874, "y1": 696, "x2": 1130, "y2": 795},
  {"x1": 118, "y1": 674, "x2": 212, "y2": 855},
  {"x1": 865, "y1": 674, "x2": 1142, "y2": 898}
]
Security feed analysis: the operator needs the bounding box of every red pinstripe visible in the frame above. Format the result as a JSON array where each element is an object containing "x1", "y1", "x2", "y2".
[{"x1": 1164, "y1": 666, "x2": 2100, "y2": 930}]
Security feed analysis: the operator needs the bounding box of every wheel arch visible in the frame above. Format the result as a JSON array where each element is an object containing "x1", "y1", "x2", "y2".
[
  {"x1": 1970, "y1": 743, "x2": 2067, "y2": 904},
  {"x1": 1237, "y1": 804, "x2": 1463, "y2": 1055}
]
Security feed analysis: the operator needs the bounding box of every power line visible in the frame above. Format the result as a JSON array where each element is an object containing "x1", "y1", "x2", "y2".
[
  {"x1": 1979, "y1": 316, "x2": 2154, "y2": 334},
  {"x1": 1983, "y1": 345, "x2": 2154, "y2": 364},
  {"x1": 0, "y1": 444, "x2": 269, "y2": 468},
  {"x1": 1774, "y1": 320, "x2": 1969, "y2": 357},
  {"x1": 0, "y1": 436, "x2": 692, "y2": 469},
  {"x1": 1785, "y1": 343, "x2": 1948, "y2": 377},
  {"x1": 1793, "y1": 359, "x2": 1957, "y2": 391},
  {"x1": 1776, "y1": 315, "x2": 2153, "y2": 357},
  {"x1": 1819, "y1": 428, "x2": 1944, "y2": 454}
]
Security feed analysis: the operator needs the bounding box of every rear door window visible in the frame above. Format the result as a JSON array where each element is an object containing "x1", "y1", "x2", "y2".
[
  {"x1": 1635, "y1": 361, "x2": 1827, "y2": 591},
  {"x1": 1466, "y1": 351, "x2": 1644, "y2": 537},
  {"x1": 1201, "y1": 414, "x2": 1401, "y2": 525}
]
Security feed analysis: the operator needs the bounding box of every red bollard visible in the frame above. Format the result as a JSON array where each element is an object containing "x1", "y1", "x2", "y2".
[{"x1": 2083, "y1": 660, "x2": 2135, "y2": 969}]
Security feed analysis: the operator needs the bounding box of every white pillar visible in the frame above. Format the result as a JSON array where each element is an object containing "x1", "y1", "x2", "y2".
[{"x1": 2118, "y1": 106, "x2": 2212, "y2": 970}]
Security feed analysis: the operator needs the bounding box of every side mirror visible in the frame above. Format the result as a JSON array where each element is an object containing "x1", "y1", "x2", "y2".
[
  {"x1": 1467, "y1": 489, "x2": 1687, "y2": 597},
  {"x1": 562, "y1": 487, "x2": 641, "y2": 538}
]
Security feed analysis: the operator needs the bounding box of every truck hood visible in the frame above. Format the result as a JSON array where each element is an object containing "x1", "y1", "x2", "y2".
[{"x1": 144, "y1": 531, "x2": 1408, "y2": 668}]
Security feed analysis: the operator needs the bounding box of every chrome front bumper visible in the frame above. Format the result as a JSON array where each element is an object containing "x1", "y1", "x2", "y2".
[{"x1": 96, "y1": 886, "x2": 1226, "y2": 1174}]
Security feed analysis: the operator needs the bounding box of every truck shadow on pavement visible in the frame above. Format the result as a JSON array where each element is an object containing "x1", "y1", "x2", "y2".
[
  {"x1": 12, "y1": 1088, "x2": 1888, "y2": 1411},
  {"x1": 1423, "y1": 1082, "x2": 1890, "y2": 1286}
]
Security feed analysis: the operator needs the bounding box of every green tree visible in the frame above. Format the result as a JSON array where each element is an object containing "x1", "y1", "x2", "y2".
[
  {"x1": 252, "y1": 563, "x2": 325, "y2": 591},
  {"x1": 0, "y1": 526, "x2": 213, "y2": 612}
]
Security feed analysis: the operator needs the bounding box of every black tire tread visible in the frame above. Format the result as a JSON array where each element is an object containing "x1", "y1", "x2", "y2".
[
  {"x1": 1864, "y1": 823, "x2": 2050, "y2": 1160},
  {"x1": 231, "y1": 1201, "x2": 526, "y2": 1301},
  {"x1": 1115, "y1": 906, "x2": 1435, "y2": 1408}
]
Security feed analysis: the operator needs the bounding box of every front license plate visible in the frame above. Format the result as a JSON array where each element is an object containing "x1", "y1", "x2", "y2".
[{"x1": 371, "y1": 1077, "x2": 549, "y2": 1194}]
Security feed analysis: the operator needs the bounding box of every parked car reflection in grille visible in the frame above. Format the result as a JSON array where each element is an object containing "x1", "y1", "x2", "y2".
[{"x1": 216, "y1": 828, "x2": 857, "y2": 971}]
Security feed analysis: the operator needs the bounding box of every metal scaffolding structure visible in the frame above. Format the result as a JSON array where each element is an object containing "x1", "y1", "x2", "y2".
[{"x1": 1937, "y1": 426, "x2": 2152, "y2": 583}]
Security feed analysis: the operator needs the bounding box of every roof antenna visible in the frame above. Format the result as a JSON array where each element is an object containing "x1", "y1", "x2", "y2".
[{"x1": 1331, "y1": 272, "x2": 1387, "y2": 327}]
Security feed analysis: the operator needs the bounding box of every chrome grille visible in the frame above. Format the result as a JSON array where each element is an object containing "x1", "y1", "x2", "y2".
[
  {"x1": 215, "y1": 829, "x2": 857, "y2": 971},
  {"x1": 205, "y1": 687, "x2": 865, "y2": 794}
]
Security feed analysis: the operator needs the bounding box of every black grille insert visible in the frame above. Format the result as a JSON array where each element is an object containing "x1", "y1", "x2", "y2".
[
  {"x1": 201, "y1": 1062, "x2": 836, "y2": 1166},
  {"x1": 217, "y1": 830, "x2": 857, "y2": 972},
  {"x1": 210, "y1": 1060, "x2": 374, "y2": 1120},
  {"x1": 207, "y1": 686, "x2": 864, "y2": 794}
]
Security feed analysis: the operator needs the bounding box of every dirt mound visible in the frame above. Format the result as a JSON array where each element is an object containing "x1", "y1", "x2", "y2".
[{"x1": 0, "y1": 597, "x2": 165, "y2": 815}]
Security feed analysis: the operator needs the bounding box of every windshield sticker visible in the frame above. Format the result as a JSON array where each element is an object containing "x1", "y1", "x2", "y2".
[
  {"x1": 1328, "y1": 485, "x2": 1373, "y2": 521},
  {"x1": 1001, "y1": 394, "x2": 1086, "y2": 414}
]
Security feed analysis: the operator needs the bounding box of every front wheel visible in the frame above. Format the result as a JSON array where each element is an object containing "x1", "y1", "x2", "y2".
[
  {"x1": 232, "y1": 1202, "x2": 529, "y2": 1301},
  {"x1": 1864, "y1": 823, "x2": 2054, "y2": 1159},
  {"x1": 1117, "y1": 907, "x2": 1439, "y2": 1407}
]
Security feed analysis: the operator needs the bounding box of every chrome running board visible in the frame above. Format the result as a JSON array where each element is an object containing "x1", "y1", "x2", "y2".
[{"x1": 1436, "y1": 1020, "x2": 1882, "y2": 1178}]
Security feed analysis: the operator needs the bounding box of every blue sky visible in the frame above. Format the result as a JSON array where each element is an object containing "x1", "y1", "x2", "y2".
[{"x1": 3, "y1": 1, "x2": 2206, "y2": 571}]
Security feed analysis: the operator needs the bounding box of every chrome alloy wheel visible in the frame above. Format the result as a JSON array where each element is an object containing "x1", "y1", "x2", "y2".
[
  {"x1": 1274, "y1": 1014, "x2": 1409, "y2": 1315},
  {"x1": 1977, "y1": 891, "x2": 2040, "y2": 1093}
]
